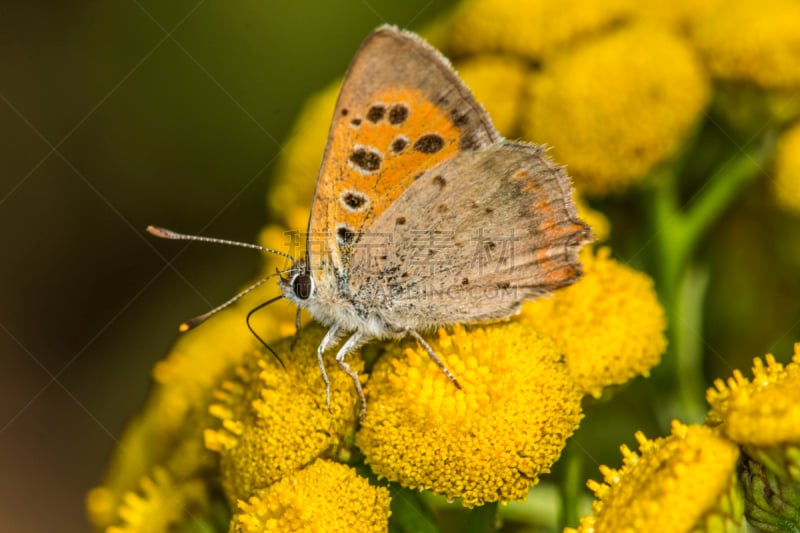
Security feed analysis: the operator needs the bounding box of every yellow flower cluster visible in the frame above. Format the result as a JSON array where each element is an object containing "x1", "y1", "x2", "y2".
[
  {"x1": 690, "y1": 0, "x2": 800, "y2": 90},
  {"x1": 774, "y1": 124, "x2": 800, "y2": 214},
  {"x1": 521, "y1": 247, "x2": 666, "y2": 396},
  {"x1": 523, "y1": 23, "x2": 709, "y2": 195},
  {"x1": 455, "y1": 55, "x2": 528, "y2": 137},
  {"x1": 568, "y1": 422, "x2": 741, "y2": 532},
  {"x1": 707, "y1": 344, "x2": 800, "y2": 480},
  {"x1": 232, "y1": 460, "x2": 391, "y2": 533},
  {"x1": 96, "y1": 468, "x2": 210, "y2": 533},
  {"x1": 446, "y1": 0, "x2": 634, "y2": 60},
  {"x1": 87, "y1": 310, "x2": 250, "y2": 531},
  {"x1": 205, "y1": 327, "x2": 361, "y2": 504},
  {"x1": 575, "y1": 344, "x2": 800, "y2": 531},
  {"x1": 707, "y1": 344, "x2": 800, "y2": 530},
  {"x1": 357, "y1": 324, "x2": 583, "y2": 507}
]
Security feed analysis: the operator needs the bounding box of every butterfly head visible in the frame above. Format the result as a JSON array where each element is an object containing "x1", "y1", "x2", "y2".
[{"x1": 279, "y1": 257, "x2": 315, "y2": 307}]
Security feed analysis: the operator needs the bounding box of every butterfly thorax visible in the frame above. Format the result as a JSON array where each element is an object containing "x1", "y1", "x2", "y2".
[{"x1": 280, "y1": 256, "x2": 396, "y2": 338}]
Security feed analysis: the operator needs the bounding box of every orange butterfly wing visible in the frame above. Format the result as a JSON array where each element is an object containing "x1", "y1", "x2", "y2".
[{"x1": 306, "y1": 26, "x2": 500, "y2": 275}]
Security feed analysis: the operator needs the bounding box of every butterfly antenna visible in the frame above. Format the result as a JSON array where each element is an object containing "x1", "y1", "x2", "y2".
[
  {"x1": 246, "y1": 295, "x2": 288, "y2": 368},
  {"x1": 147, "y1": 225, "x2": 295, "y2": 261},
  {"x1": 178, "y1": 273, "x2": 280, "y2": 332},
  {"x1": 147, "y1": 225, "x2": 297, "y2": 330}
]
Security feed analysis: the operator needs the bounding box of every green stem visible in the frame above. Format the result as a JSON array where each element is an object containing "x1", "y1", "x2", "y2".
[
  {"x1": 648, "y1": 147, "x2": 766, "y2": 423},
  {"x1": 672, "y1": 265, "x2": 711, "y2": 423},
  {"x1": 559, "y1": 443, "x2": 585, "y2": 530}
]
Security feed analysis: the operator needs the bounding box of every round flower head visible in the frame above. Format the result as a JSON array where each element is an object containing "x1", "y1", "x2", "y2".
[
  {"x1": 690, "y1": 0, "x2": 800, "y2": 90},
  {"x1": 204, "y1": 326, "x2": 361, "y2": 504},
  {"x1": 357, "y1": 323, "x2": 584, "y2": 507},
  {"x1": 569, "y1": 422, "x2": 742, "y2": 533},
  {"x1": 774, "y1": 123, "x2": 800, "y2": 214},
  {"x1": 446, "y1": 0, "x2": 634, "y2": 60},
  {"x1": 707, "y1": 344, "x2": 800, "y2": 481},
  {"x1": 232, "y1": 459, "x2": 391, "y2": 533},
  {"x1": 521, "y1": 247, "x2": 666, "y2": 397},
  {"x1": 455, "y1": 55, "x2": 528, "y2": 137},
  {"x1": 523, "y1": 23, "x2": 710, "y2": 195}
]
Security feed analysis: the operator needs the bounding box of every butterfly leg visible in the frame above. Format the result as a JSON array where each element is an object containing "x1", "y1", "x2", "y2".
[
  {"x1": 406, "y1": 328, "x2": 461, "y2": 389},
  {"x1": 335, "y1": 332, "x2": 368, "y2": 419},
  {"x1": 317, "y1": 325, "x2": 342, "y2": 408},
  {"x1": 290, "y1": 307, "x2": 302, "y2": 350}
]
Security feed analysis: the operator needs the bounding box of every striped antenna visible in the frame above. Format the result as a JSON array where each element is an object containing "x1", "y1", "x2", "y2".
[{"x1": 146, "y1": 225, "x2": 295, "y2": 331}]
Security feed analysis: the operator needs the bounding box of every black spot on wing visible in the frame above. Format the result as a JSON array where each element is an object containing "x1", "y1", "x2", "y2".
[
  {"x1": 388, "y1": 104, "x2": 408, "y2": 125},
  {"x1": 349, "y1": 147, "x2": 382, "y2": 172},
  {"x1": 390, "y1": 136, "x2": 408, "y2": 154},
  {"x1": 337, "y1": 225, "x2": 356, "y2": 245},
  {"x1": 414, "y1": 134, "x2": 445, "y2": 154},
  {"x1": 367, "y1": 105, "x2": 385, "y2": 123}
]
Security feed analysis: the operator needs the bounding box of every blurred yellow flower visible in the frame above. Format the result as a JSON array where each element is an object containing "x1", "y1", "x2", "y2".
[
  {"x1": 569, "y1": 422, "x2": 742, "y2": 533},
  {"x1": 232, "y1": 459, "x2": 391, "y2": 533},
  {"x1": 151, "y1": 309, "x2": 259, "y2": 433},
  {"x1": 357, "y1": 323, "x2": 583, "y2": 507},
  {"x1": 632, "y1": 0, "x2": 724, "y2": 31},
  {"x1": 574, "y1": 195, "x2": 610, "y2": 243},
  {"x1": 691, "y1": 0, "x2": 800, "y2": 90},
  {"x1": 267, "y1": 82, "x2": 340, "y2": 227},
  {"x1": 204, "y1": 328, "x2": 361, "y2": 504},
  {"x1": 523, "y1": 23, "x2": 710, "y2": 195},
  {"x1": 774, "y1": 123, "x2": 800, "y2": 214},
  {"x1": 446, "y1": 0, "x2": 634, "y2": 60},
  {"x1": 88, "y1": 309, "x2": 253, "y2": 531},
  {"x1": 455, "y1": 55, "x2": 528, "y2": 137},
  {"x1": 521, "y1": 247, "x2": 666, "y2": 396},
  {"x1": 707, "y1": 344, "x2": 800, "y2": 481},
  {"x1": 98, "y1": 467, "x2": 210, "y2": 533}
]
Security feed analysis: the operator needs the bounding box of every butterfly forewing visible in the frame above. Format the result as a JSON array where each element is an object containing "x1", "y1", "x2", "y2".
[{"x1": 307, "y1": 26, "x2": 501, "y2": 279}]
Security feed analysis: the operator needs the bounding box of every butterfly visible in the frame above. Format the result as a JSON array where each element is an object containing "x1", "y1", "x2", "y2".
[{"x1": 150, "y1": 25, "x2": 592, "y2": 418}]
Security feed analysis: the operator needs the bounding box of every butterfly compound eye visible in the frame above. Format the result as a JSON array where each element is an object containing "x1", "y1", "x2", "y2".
[{"x1": 292, "y1": 273, "x2": 314, "y2": 300}]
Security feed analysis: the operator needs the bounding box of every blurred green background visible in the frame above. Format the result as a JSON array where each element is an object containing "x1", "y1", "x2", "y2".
[{"x1": 0, "y1": 2, "x2": 456, "y2": 531}]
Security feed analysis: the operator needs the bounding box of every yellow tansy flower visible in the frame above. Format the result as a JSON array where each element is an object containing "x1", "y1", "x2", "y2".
[
  {"x1": 523, "y1": 23, "x2": 710, "y2": 195},
  {"x1": 205, "y1": 327, "x2": 361, "y2": 504},
  {"x1": 267, "y1": 82, "x2": 340, "y2": 226},
  {"x1": 357, "y1": 323, "x2": 584, "y2": 508},
  {"x1": 707, "y1": 344, "x2": 800, "y2": 480},
  {"x1": 89, "y1": 309, "x2": 252, "y2": 530},
  {"x1": 690, "y1": 0, "x2": 800, "y2": 90},
  {"x1": 632, "y1": 0, "x2": 724, "y2": 31},
  {"x1": 101, "y1": 467, "x2": 210, "y2": 533},
  {"x1": 521, "y1": 247, "x2": 666, "y2": 397},
  {"x1": 446, "y1": 0, "x2": 635, "y2": 60},
  {"x1": 455, "y1": 55, "x2": 528, "y2": 137},
  {"x1": 774, "y1": 123, "x2": 800, "y2": 214},
  {"x1": 232, "y1": 459, "x2": 391, "y2": 533},
  {"x1": 569, "y1": 422, "x2": 742, "y2": 533},
  {"x1": 151, "y1": 309, "x2": 260, "y2": 434}
]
